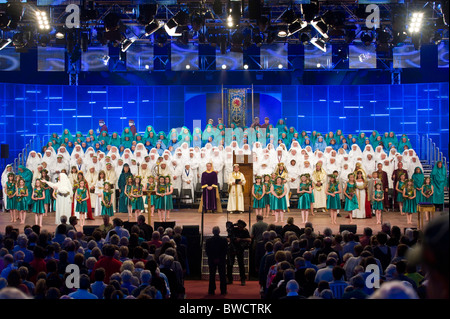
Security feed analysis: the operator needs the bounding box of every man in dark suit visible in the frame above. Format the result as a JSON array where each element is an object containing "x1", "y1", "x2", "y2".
[
  {"x1": 205, "y1": 226, "x2": 228, "y2": 295},
  {"x1": 281, "y1": 217, "x2": 302, "y2": 238},
  {"x1": 376, "y1": 163, "x2": 390, "y2": 210},
  {"x1": 391, "y1": 162, "x2": 408, "y2": 210},
  {"x1": 137, "y1": 215, "x2": 154, "y2": 241}
]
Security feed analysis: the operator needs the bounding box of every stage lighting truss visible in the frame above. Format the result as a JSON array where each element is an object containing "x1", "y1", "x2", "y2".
[
  {"x1": 164, "y1": 10, "x2": 188, "y2": 37},
  {"x1": 409, "y1": 12, "x2": 424, "y2": 34},
  {"x1": 0, "y1": 38, "x2": 12, "y2": 50},
  {"x1": 144, "y1": 19, "x2": 164, "y2": 37},
  {"x1": 227, "y1": 0, "x2": 242, "y2": 29}
]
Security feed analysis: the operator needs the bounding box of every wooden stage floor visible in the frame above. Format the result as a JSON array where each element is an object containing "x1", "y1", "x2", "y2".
[{"x1": 2, "y1": 207, "x2": 446, "y2": 236}]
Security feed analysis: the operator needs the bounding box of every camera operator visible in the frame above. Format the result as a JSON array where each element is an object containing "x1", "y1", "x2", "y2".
[{"x1": 226, "y1": 220, "x2": 251, "y2": 286}]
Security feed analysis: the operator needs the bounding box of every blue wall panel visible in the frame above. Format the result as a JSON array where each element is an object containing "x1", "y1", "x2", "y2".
[{"x1": 0, "y1": 82, "x2": 448, "y2": 162}]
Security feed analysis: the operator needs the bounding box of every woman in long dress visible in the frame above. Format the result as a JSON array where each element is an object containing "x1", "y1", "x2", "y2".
[
  {"x1": 353, "y1": 170, "x2": 370, "y2": 219},
  {"x1": 42, "y1": 173, "x2": 73, "y2": 224}
]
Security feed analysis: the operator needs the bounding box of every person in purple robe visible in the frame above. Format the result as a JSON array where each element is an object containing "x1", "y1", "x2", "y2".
[{"x1": 198, "y1": 162, "x2": 223, "y2": 214}]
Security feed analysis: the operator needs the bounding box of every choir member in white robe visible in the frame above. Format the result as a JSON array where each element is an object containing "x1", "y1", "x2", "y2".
[
  {"x1": 287, "y1": 159, "x2": 301, "y2": 190},
  {"x1": 170, "y1": 159, "x2": 183, "y2": 193},
  {"x1": 227, "y1": 164, "x2": 246, "y2": 213},
  {"x1": 43, "y1": 173, "x2": 73, "y2": 225},
  {"x1": 74, "y1": 157, "x2": 86, "y2": 174},
  {"x1": 301, "y1": 160, "x2": 314, "y2": 177},
  {"x1": 181, "y1": 164, "x2": 195, "y2": 204},
  {"x1": 311, "y1": 160, "x2": 327, "y2": 211},
  {"x1": 52, "y1": 155, "x2": 69, "y2": 183},
  {"x1": 42, "y1": 150, "x2": 56, "y2": 174},
  {"x1": 57, "y1": 146, "x2": 71, "y2": 165},
  {"x1": 211, "y1": 149, "x2": 224, "y2": 187},
  {"x1": 26, "y1": 151, "x2": 41, "y2": 173},
  {"x1": 382, "y1": 159, "x2": 395, "y2": 189},
  {"x1": 1, "y1": 164, "x2": 13, "y2": 211},
  {"x1": 223, "y1": 152, "x2": 234, "y2": 187},
  {"x1": 275, "y1": 146, "x2": 288, "y2": 166},
  {"x1": 340, "y1": 163, "x2": 353, "y2": 186},
  {"x1": 323, "y1": 146, "x2": 333, "y2": 160},
  {"x1": 362, "y1": 153, "x2": 377, "y2": 176},
  {"x1": 130, "y1": 159, "x2": 139, "y2": 175},
  {"x1": 407, "y1": 156, "x2": 423, "y2": 177},
  {"x1": 94, "y1": 172, "x2": 105, "y2": 216},
  {"x1": 85, "y1": 165, "x2": 98, "y2": 211},
  {"x1": 188, "y1": 151, "x2": 199, "y2": 186},
  {"x1": 122, "y1": 152, "x2": 133, "y2": 166},
  {"x1": 140, "y1": 162, "x2": 151, "y2": 183},
  {"x1": 326, "y1": 157, "x2": 339, "y2": 175},
  {"x1": 349, "y1": 144, "x2": 363, "y2": 159},
  {"x1": 241, "y1": 144, "x2": 252, "y2": 155},
  {"x1": 115, "y1": 159, "x2": 125, "y2": 189}
]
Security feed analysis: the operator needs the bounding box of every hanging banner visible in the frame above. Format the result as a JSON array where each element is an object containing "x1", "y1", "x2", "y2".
[{"x1": 228, "y1": 89, "x2": 247, "y2": 127}]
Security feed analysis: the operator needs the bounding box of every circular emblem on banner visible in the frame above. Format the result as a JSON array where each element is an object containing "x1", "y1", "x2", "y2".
[{"x1": 232, "y1": 97, "x2": 242, "y2": 109}]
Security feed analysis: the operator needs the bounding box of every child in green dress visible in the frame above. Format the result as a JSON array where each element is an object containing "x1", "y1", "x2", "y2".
[
  {"x1": 271, "y1": 176, "x2": 287, "y2": 223},
  {"x1": 144, "y1": 175, "x2": 156, "y2": 217},
  {"x1": 421, "y1": 176, "x2": 434, "y2": 221},
  {"x1": 32, "y1": 179, "x2": 46, "y2": 227},
  {"x1": 343, "y1": 173, "x2": 358, "y2": 224},
  {"x1": 326, "y1": 175, "x2": 341, "y2": 225},
  {"x1": 297, "y1": 174, "x2": 312, "y2": 224},
  {"x1": 270, "y1": 173, "x2": 278, "y2": 216},
  {"x1": 41, "y1": 169, "x2": 52, "y2": 216},
  {"x1": 403, "y1": 179, "x2": 417, "y2": 225},
  {"x1": 101, "y1": 182, "x2": 114, "y2": 217},
  {"x1": 164, "y1": 176, "x2": 174, "y2": 220},
  {"x1": 131, "y1": 176, "x2": 145, "y2": 222},
  {"x1": 263, "y1": 175, "x2": 272, "y2": 218},
  {"x1": 252, "y1": 176, "x2": 265, "y2": 216},
  {"x1": 396, "y1": 173, "x2": 407, "y2": 216},
  {"x1": 372, "y1": 182, "x2": 384, "y2": 225},
  {"x1": 155, "y1": 176, "x2": 166, "y2": 222},
  {"x1": 16, "y1": 178, "x2": 29, "y2": 224},
  {"x1": 75, "y1": 180, "x2": 89, "y2": 228},
  {"x1": 6, "y1": 173, "x2": 17, "y2": 223},
  {"x1": 123, "y1": 176, "x2": 134, "y2": 221}
]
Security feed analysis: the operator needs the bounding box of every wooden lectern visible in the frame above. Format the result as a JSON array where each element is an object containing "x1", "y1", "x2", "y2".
[{"x1": 233, "y1": 154, "x2": 253, "y2": 212}]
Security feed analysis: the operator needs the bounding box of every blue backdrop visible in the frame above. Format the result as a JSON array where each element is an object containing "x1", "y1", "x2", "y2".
[{"x1": 0, "y1": 82, "x2": 448, "y2": 161}]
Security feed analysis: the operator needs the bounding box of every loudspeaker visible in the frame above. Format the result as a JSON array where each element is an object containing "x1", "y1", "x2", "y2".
[
  {"x1": 83, "y1": 225, "x2": 98, "y2": 236},
  {"x1": 123, "y1": 221, "x2": 137, "y2": 232},
  {"x1": 154, "y1": 221, "x2": 175, "y2": 231},
  {"x1": 1, "y1": 144, "x2": 9, "y2": 159},
  {"x1": 339, "y1": 224, "x2": 357, "y2": 234},
  {"x1": 181, "y1": 225, "x2": 199, "y2": 237}
]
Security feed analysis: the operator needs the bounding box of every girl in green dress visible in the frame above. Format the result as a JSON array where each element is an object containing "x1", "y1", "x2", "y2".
[
  {"x1": 124, "y1": 176, "x2": 134, "y2": 221},
  {"x1": 270, "y1": 173, "x2": 278, "y2": 216},
  {"x1": 164, "y1": 176, "x2": 174, "y2": 220},
  {"x1": 6, "y1": 173, "x2": 17, "y2": 222},
  {"x1": 16, "y1": 178, "x2": 29, "y2": 224},
  {"x1": 343, "y1": 173, "x2": 358, "y2": 224},
  {"x1": 297, "y1": 174, "x2": 312, "y2": 224},
  {"x1": 101, "y1": 182, "x2": 114, "y2": 217},
  {"x1": 395, "y1": 173, "x2": 407, "y2": 216},
  {"x1": 372, "y1": 182, "x2": 384, "y2": 225},
  {"x1": 75, "y1": 180, "x2": 89, "y2": 228},
  {"x1": 271, "y1": 176, "x2": 287, "y2": 223},
  {"x1": 252, "y1": 176, "x2": 265, "y2": 216},
  {"x1": 144, "y1": 175, "x2": 156, "y2": 217},
  {"x1": 32, "y1": 179, "x2": 45, "y2": 227},
  {"x1": 41, "y1": 169, "x2": 52, "y2": 216},
  {"x1": 155, "y1": 176, "x2": 166, "y2": 222},
  {"x1": 326, "y1": 175, "x2": 341, "y2": 225},
  {"x1": 131, "y1": 176, "x2": 145, "y2": 222},
  {"x1": 421, "y1": 176, "x2": 434, "y2": 221},
  {"x1": 306, "y1": 173, "x2": 315, "y2": 217},
  {"x1": 412, "y1": 167, "x2": 424, "y2": 204},
  {"x1": 403, "y1": 179, "x2": 417, "y2": 225},
  {"x1": 431, "y1": 161, "x2": 447, "y2": 210},
  {"x1": 263, "y1": 175, "x2": 272, "y2": 218}
]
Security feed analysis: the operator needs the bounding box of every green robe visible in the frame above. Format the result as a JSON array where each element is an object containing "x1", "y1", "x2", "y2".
[{"x1": 431, "y1": 163, "x2": 447, "y2": 205}]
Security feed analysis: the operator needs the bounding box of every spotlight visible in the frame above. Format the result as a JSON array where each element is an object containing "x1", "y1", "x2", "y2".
[
  {"x1": 287, "y1": 20, "x2": 307, "y2": 36},
  {"x1": 301, "y1": 2, "x2": 319, "y2": 22},
  {"x1": 360, "y1": 31, "x2": 374, "y2": 46},
  {"x1": 409, "y1": 12, "x2": 424, "y2": 34},
  {"x1": 243, "y1": 64, "x2": 249, "y2": 69},
  {"x1": 299, "y1": 32, "x2": 310, "y2": 44},
  {"x1": 165, "y1": 10, "x2": 189, "y2": 36},
  {"x1": 36, "y1": 10, "x2": 50, "y2": 31},
  {"x1": 277, "y1": 29, "x2": 288, "y2": 38},
  {"x1": 227, "y1": 0, "x2": 242, "y2": 28},
  {"x1": 311, "y1": 17, "x2": 329, "y2": 39},
  {"x1": 310, "y1": 35, "x2": 327, "y2": 52},
  {"x1": 186, "y1": 64, "x2": 191, "y2": 70},
  {"x1": 316, "y1": 63, "x2": 321, "y2": 68},
  {"x1": 102, "y1": 55, "x2": 110, "y2": 65},
  {"x1": 278, "y1": 64, "x2": 283, "y2": 69},
  {"x1": 12, "y1": 32, "x2": 29, "y2": 49},
  {"x1": 221, "y1": 64, "x2": 227, "y2": 69},
  {"x1": 121, "y1": 38, "x2": 135, "y2": 52},
  {"x1": 55, "y1": 30, "x2": 65, "y2": 40},
  {"x1": 280, "y1": 9, "x2": 307, "y2": 36},
  {"x1": 138, "y1": 4, "x2": 157, "y2": 25},
  {"x1": 144, "y1": 19, "x2": 163, "y2": 36},
  {"x1": 145, "y1": 64, "x2": 150, "y2": 70},
  {"x1": 0, "y1": 38, "x2": 12, "y2": 51}
]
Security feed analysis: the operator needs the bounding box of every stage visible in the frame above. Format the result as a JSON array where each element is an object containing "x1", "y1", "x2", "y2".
[{"x1": 1, "y1": 208, "x2": 445, "y2": 236}]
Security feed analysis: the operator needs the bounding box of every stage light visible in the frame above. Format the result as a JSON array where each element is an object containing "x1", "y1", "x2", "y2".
[
  {"x1": 287, "y1": 20, "x2": 307, "y2": 36},
  {"x1": 145, "y1": 19, "x2": 163, "y2": 36},
  {"x1": 138, "y1": 4, "x2": 157, "y2": 25},
  {"x1": 102, "y1": 55, "x2": 110, "y2": 65},
  {"x1": 2, "y1": 2, "x2": 24, "y2": 30},
  {"x1": 227, "y1": 0, "x2": 242, "y2": 28},
  {"x1": 300, "y1": 32, "x2": 310, "y2": 44},
  {"x1": 0, "y1": 38, "x2": 12, "y2": 51},
  {"x1": 55, "y1": 31, "x2": 65, "y2": 40},
  {"x1": 277, "y1": 29, "x2": 288, "y2": 38},
  {"x1": 409, "y1": 12, "x2": 424, "y2": 34},
  {"x1": 12, "y1": 32, "x2": 29, "y2": 49},
  {"x1": 280, "y1": 9, "x2": 307, "y2": 37},
  {"x1": 360, "y1": 31, "x2": 374, "y2": 46},
  {"x1": 36, "y1": 10, "x2": 50, "y2": 31},
  {"x1": 278, "y1": 64, "x2": 283, "y2": 69},
  {"x1": 121, "y1": 38, "x2": 135, "y2": 52},
  {"x1": 186, "y1": 64, "x2": 191, "y2": 70},
  {"x1": 310, "y1": 35, "x2": 327, "y2": 52},
  {"x1": 165, "y1": 10, "x2": 189, "y2": 36},
  {"x1": 221, "y1": 64, "x2": 227, "y2": 69},
  {"x1": 311, "y1": 17, "x2": 329, "y2": 39},
  {"x1": 317, "y1": 63, "x2": 321, "y2": 68},
  {"x1": 243, "y1": 64, "x2": 249, "y2": 69},
  {"x1": 301, "y1": 2, "x2": 319, "y2": 22}
]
